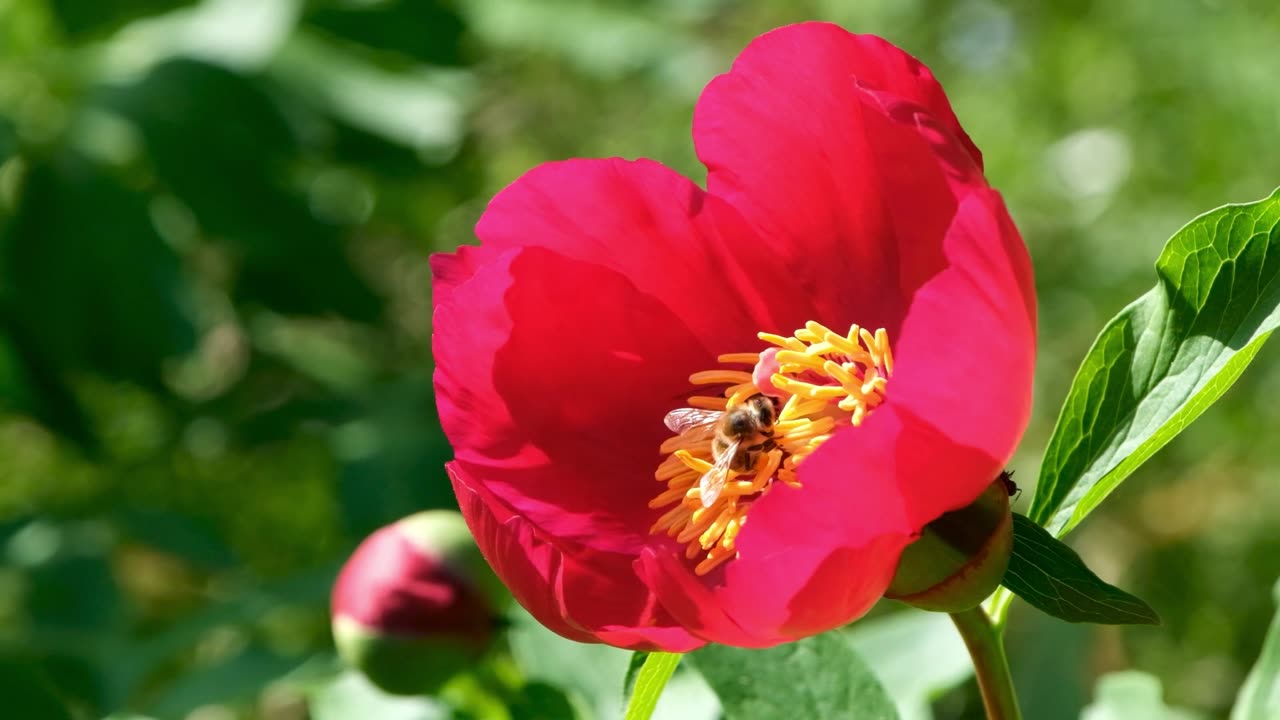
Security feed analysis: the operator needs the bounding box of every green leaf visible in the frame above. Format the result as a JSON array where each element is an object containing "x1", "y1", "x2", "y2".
[
  {"x1": 47, "y1": 0, "x2": 197, "y2": 39},
  {"x1": 690, "y1": 632, "x2": 898, "y2": 720},
  {"x1": 623, "y1": 652, "x2": 682, "y2": 720},
  {"x1": 1004, "y1": 514, "x2": 1159, "y2": 625},
  {"x1": 1231, "y1": 579, "x2": 1280, "y2": 720},
  {"x1": 506, "y1": 606, "x2": 630, "y2": 719},
  {"x1": 0, "y1": 659, "x2": 75, "y2": 720},
  {"x1": 1082, "y1": 672, "x2": 1203, "y2": 720},
  {"x1": 2, "y1": 155, "x2": 197, "y2": 389},
  {"x1": 107, "y1": 59, "x2": 381, "y2": 321},
  {"x1": 1029, "y1": 190, "x2": 1280, "y2": 536},
  {"x1": 845, "y1": 610, "x2": 973, "y2": 720}
]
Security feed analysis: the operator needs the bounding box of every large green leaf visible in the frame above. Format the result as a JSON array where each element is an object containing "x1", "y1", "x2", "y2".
[
  {"x1": 845, "y1": 610, "x2": 972, "y2": 720},
  {"x1": 104, "y1": 59, "x2": 381, "y2": 321},
  {"x1": 1030, "y1": 190, "x2": 1280, "y2": 536},
  {"x1": 1, "y1": 156, "x2": 197, "y2": 389},
  {"x1": 690, "y1": 633, "x2": 898, "y2": 720},
  {"x1": 1232, "y1": 579, "x2": 1280, "y2": 720}
]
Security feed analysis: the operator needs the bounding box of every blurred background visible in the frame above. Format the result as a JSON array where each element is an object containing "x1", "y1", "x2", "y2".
[{"x1": 1, "y1": 0, "x2": 1278, "y2": 718}]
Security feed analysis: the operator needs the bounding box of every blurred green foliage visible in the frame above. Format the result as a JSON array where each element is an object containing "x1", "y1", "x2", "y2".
[{"x1": 1, "y1": 0, "x2": 1278, "y2": 718}]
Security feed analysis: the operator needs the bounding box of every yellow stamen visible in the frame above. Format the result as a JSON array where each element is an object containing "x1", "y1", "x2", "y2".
[
  {"x1": 686, "y1": 395, "x2": 728, "y2": 411},
  {"x1": 689, "y1": 370, "x2": 754, "y2": 386},
  {"x1": 649, "y1": 323, "x2": 894, "y2": 575},
  {"x1": 718, "y1": 352, "x2": 762, "y2": 365}
]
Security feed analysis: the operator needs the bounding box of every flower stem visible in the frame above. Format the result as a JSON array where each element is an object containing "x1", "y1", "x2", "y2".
[{"x1": 950, "y1": 606, "x2": 1022, "y2": 720}]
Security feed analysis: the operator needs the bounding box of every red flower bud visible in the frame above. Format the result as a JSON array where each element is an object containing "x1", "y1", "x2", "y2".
[{"x1": 331, "y1": 511, "x2": 503, "y2": 695}]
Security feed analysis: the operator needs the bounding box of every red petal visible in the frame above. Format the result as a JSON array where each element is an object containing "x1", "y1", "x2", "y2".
[
  {"x1": 877, "y1": 188, "x2": 1037, "y2": 520},
  {"x1": 435, "y1": 247, "x2": 699, "y2": 552},
  {"x1": 677, "y1": 189, "x2": 1036, "y2": 646},
  {"x1": 473, "y1": 157, "x2": 812, "y2": 347},
  {"x1": 694, "y1": 22, "x2": 987, "y2": 332},
  {"x1": 453, "y1": 465, "x2": 703, "y2": 652},
  {"x1": 643, "y1": 403, "x2": 989, "y2": 646},
  {"x1": 431, "y1": 244, "x2": 494, "y2": 309}
]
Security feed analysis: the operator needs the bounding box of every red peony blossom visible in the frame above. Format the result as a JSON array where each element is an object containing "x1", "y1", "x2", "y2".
[{"x1": 431, "y1": 22, "x2": 1036, "y2": 650}]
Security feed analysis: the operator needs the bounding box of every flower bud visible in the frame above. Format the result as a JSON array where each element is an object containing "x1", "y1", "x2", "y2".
[
  {"x1": 884, "y1": 475, "x2": 1014, "y2": 613},
  {"x1": 331, "y1": 510, "x2": 504, "y2": 695}
]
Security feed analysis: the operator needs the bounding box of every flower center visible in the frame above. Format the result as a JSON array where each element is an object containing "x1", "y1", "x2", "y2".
[{"x1": 649, "y1": 321, "x2": 894, "y2": 575}]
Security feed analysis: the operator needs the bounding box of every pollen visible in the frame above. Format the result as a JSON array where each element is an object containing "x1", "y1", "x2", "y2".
[{"x1": 650, "y1": 322, "x2": 894, "y2": 575}]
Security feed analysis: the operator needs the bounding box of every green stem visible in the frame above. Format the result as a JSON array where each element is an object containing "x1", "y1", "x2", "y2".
[{"x1": 950, "y1": 607, "x2": 1022, "y2": 720}]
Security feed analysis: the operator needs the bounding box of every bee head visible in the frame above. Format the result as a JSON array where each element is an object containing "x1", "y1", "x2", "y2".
[
  {"x1": 727, "y1": 411, "x2": 755, "y2": 436},
  {"x1": 749, "y1": 394, "x2": 776, "y2": 426}
]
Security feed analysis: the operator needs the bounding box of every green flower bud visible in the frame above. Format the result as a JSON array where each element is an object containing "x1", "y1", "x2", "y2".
[{"x1": 884, "y1": 475, "x2": 1014, "y2": 613}]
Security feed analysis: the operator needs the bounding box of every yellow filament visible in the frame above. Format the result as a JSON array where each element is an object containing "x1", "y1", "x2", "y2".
[{"x1": 649, "y1": 323, "x2": 893, "y2": 575}]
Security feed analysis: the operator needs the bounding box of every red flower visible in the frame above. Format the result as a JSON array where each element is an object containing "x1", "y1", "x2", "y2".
[{"x1": 432, "y1": 22, "x2": 1035, "y2": 650}]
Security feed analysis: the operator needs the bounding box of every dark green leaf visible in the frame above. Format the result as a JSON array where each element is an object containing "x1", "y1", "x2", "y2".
[
  {"x1": 0, "y1": 659, "x2": 75, "y2": 720},
  {"x1": 509, "y1": 681, "x2": 578, "y2": 720},
  {"x1": 2, "y1": 156, "x2": 196, "y2": 388},
  {"x1": 690, "y1": 633, "x2": 898, "y2": 720},
  {"x1": 623, "y1": 652, "x2": 681, "y2": 720},
  {"x1": 1004, "y1": 514, "x2": 1159, "y2": 625},
  {"x1": 1231, "y1": 579, "x2": 1280, "y2": 720},
  {"x1": 1029, "y1": 191, "x2": 1280, "y2": 536},
  {"x1": 303, "y1": 0, "x2": 467, "y2": 66},
  {"x1": 105, "y1": 59, "x2": 381, "y2": 320},
  {"x1": 47, "y1": 0, "x2": 196, "y2": 39}
]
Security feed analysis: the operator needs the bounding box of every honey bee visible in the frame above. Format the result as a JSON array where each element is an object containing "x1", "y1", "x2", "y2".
[{"x1": 663, "y1": 395, "x2": 778, "y2": 507}]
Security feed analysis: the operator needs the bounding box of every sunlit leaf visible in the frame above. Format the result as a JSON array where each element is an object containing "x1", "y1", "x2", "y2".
[
  {"x1": 1081, "y1": 672, "x2": 1202, "y2": 720},
  {"x1": 623, "y1": 652, "x2": 681, "y2": 720},
  {"x1": 1004, "y1": 515, "x2": 1158, "y2": 625},
  {"x1": 1030, "y1": 190, "x2": 1280, "y2": 536},
  {"x1": 1232, "y1": 579, "x2": 1280, "y2": 720},
  {"x1": 691, "y1": 633, "x2": 898, "y2": 720},
  {"x1": 270, "y1": 31, "x2": 469, "y2": 159}
]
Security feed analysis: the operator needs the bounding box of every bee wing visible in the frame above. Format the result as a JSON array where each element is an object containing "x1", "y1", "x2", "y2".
[
  {"x1": 664, "y1": 407, "x2": 723, "y2": 435},
  {"x1": 699, "y1": 440, "x2": 738, "y2": 508}
]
